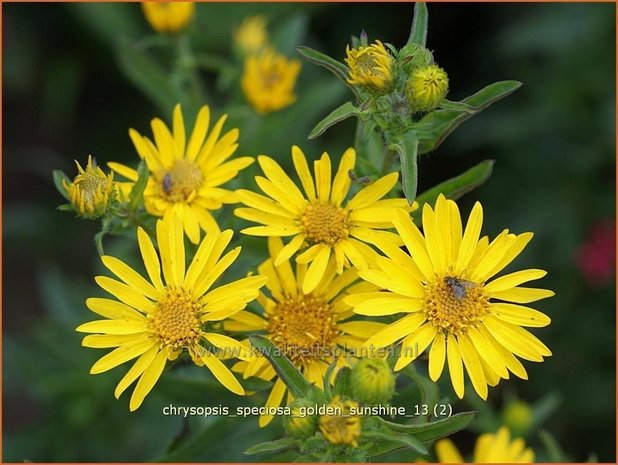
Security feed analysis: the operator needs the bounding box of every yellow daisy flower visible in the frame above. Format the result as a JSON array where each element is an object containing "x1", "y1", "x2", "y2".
[
  {"x1": 435, "y1": 426, "x2": 534, "y2": 463},
  {"x1": 241, "y1": 50, "x2": 301, "y2": 114},
  {"x1": 76, "y1": 215, "x2": 267, "y2": 411},
  {"x1": 345, "y1": 40, "x2": 394, "y2": 90},
  {"x1": 235, "y1": 146, "x2": 412, "y2": 293},
  {"x1": 345, "y1": 194, "x2": 553, "y2": 400},
  {"x1": 141, "y1": 2, "x2": 195, "y2": 35},
  {"x1": 234, "y1": 15, "x2": 268, "y2": 55},
  {"x1": 109, "y1": 104, "x2": 254, "y2": 244},
  {"x1": 226, "y1": 236, "x2": 384, "y2": 427},
  {"x1": 63, "y1": 155, "x2": 115, "y2": 219}
]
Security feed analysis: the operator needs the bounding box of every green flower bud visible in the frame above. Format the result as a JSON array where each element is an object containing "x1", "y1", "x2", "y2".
[
  {"x1": 399, "y1": 43, "x2": 434, "y2": 73},
  {"x1": 351, "y1": 358, "x2": 396, "y2": 405},
  {"x1": 502, "y1": 400, "x2": 533, "y2": 437},
  {"x1": 284, "y1": 399, "x2": 318, "y2": 439},
  {"x1": 406, "y1": 64, "x2": 449, "y2": 113}
]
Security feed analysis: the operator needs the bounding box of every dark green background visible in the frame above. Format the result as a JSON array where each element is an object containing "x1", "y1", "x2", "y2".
[{"x1": 3, "y1": 2, "x2": 615, "y2": 462}]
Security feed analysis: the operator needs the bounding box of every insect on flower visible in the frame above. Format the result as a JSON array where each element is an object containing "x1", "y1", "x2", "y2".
[
  {"x1": 444, "y1": 276, "x2": 477, "y2": 300},
  {"x1": 162, "y1": 173, "x2": 173, "y2": 195}
]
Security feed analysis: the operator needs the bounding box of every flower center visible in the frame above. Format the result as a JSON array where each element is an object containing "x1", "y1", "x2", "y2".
[
  {"x1": 300, "y1": 201, "x2": 349, "y2": 245},
  {"x1": 267, "y1": 295, "x2": 339, "y2": 364},
  {"x1": 355, "y1": 51, "x2": 379, "y2": 75},
  {"x1": 424, "y1": 276, "x2": 489, "y2": 336},
  {"x1": 148, "y1": 288, "x2": 202, "y2": 349},
  {"x1": 77, "y1": 172, "x2": 108, "y2": 203},
  {"x1": 158, "y1": 159, "x2": 204, "y2": 203}
]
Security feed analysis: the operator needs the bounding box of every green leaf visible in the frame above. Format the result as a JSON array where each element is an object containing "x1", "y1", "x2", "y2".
[
  {"x1": 332, "y1": 366, "x2": 352, "y2": 397},
  {"x1": 364, "y1": 431, "x2": 428, "y2": 455},
  {"x1": 53, "y1": 170, "x2": 71, "y2": 201},
  {"x1": 56, "y1": 204, "x2": 73, "y2": 212},
  {"x1": 296, "y1": 46, "x2": 360, "y2": 100},
  {"x1": 248, "y1": 335, "x2": 312, "y2": 398},
  {"x1": 389, "y1": 136, "x2": 419, "y2": 204},
  {"x1": 116, "y1": 37, "x2": 178, "y2": 113},
  {"x1": 130, "y1": 161, "x2": 150, "y2": 211},
  {"x1": 401, "y1": 365, "x2": 438, "y2": 421},
  {"x1": 414, "y1": 80, "x2": 522, "y2": 154},
  {"x1": 244, "y1": 437, "x2": 299, "y2": 456},
  {"x1": 415, "y1": 160, "x2": 495, "y2": 211},
  {"x1": 377, "y1": 412, "x2": 476, "y2": 443},
  {"x1": 438, "y1": 99, "x2": 476, "y2": 113},
  {"x1": 539, "y1": 430, "x2": 569, "y2": 462},
  {"x1": 308, "y1": 101, "x2": 360, "y2": 139},
  {"x1": 408, "y1": 2, "x2": 429, "y2": 47}
]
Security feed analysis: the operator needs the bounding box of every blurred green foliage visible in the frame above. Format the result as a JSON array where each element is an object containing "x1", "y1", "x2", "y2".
[{"x1": 3, "y1": 2, "x2": 615, "y2": 462}]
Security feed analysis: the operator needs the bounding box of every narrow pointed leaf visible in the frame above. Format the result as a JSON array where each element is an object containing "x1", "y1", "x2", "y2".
[
  {"x1": 296, "y1": 46, "x2": 360, "y2": 99},
  {"x1": 408, "y1": 2, "x2": 428, "y2": 47},
  {"x1": 415, "y1": 160, "x2": 494, "y2": 212},
  {"x1": 244, "y1": 437, "x2": 299, "y2": 455},
  {"x1": 376, "y1": 411, "x2": 476, "y2": 442},
  {"x1": 364, "y1": 431, "x2": 428, "y2": 455},
  {"x1": 130, "y1": 161, "x2": 149, "y2": 210},
  {"x1": 438, "y1": 99, "x2": 476, "y2": 113},
  {"x1": 308, "y1": 101, "x2": 360, "y2": 139},
  {"x1": 248, "y1": 335, "x2": 312, "y2": 398},
  {"x1": 53, "y1": 170, "x2": 71, "y2": 201},
  {"x1": 414, "y1": 80, "x2": 522, "y2": 154}
]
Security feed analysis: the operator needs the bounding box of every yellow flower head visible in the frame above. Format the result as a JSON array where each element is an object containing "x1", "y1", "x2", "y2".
[
  {"x1": 435, "y1": 426, "x2": 535, "y2": 463},
  {"x1": 227, "y1": 236, "x2": 384, "y2": 427},
  {"x1": 350, "y1": 357, "x2": 395, "y2": 405},
  {"x1": 63, "y1": 155, "x2": 115, "y2": 219},
  {"x1": 235, "y1": 146, "x2": 414, "y2": 293},
  {"x1": 76, "y1": 214, "x2": 267, "y2": 411},
  {"x1": 241, "y1": 50, "x2": 301, "y2": 114},
  {"x1": 319, "y1": 395, "x2": 362, "y2": 447},
  {"x1": 345, "y1": 40, "x2": 394, "y2": 91},
  {"x1": 141, "y1": 2, "x2": 195, "y2": 35},
  {"x1": 345, "y1": 194, "x2": 554, "y2": 400},
  {"x1": 234, "y1": 15, "x2": 268, "y2": 55},
  {"x1": 109, "y1": 104, "x2": 254, "y2": 244},
  {"x1": 406, "y1": 64, "x2": 449, "y2": 112},
  {"x1": 503, "y1": 399, "x2": 534, "y2": 436}
]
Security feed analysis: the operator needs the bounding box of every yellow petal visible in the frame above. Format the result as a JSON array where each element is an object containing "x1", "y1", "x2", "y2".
[
  {"x1": 101, "y1": 256, "x2": 159, "y2": 300},
  {"x1": 259, "y1": 378, "x2": 286, "y2": 427},
  {"x1": 392, "y1": 209, "x2": 434, "y2": 279},
  {"x1": 447, "y1": 334, "x2": 465, "y2": 399},
  {"x1": 428, "y1": 331, "x2": 446, "y2": 381},
  {"x1": 484, "y1": 269, "x2": 548, "y2": 293},
  {"x1": 435, "y1": 439, "x2": 464, "y2": 463},
  {"x1": 363, "y1": 313, "x2": 426, "y2": 351},
  {"x1": 258, "y1": 155, "x2": 306, "y2": 206},
  {"x1": 458, "y1": 332, "x2": 488, "y2": 400},
  {"x1": 455, "y1": 201, "x2": 483, "y2": 274},
  {"x1": 330, "y1": 148, "x2": 355, "y2": 206},
  {"x1": 129, "y1": 347, "x2": 169, "y2": 411},
  {"x1": 483, "y1": 316, "x2": 550, "y2": 361},
  {"x1": 115, "y1": 345, "x2": 159, "y2": 399},
  {"x1": 86, "y1": 298, "x2": 145, "y2": 321},
  {"x1": 90, "y1": 338, "x2": 155, "y2": 374},
  {"x1": 395, "y1": 323, "x2": 438, "y2": 371},
  {"x1": 466, "y1": 326, "x2": 509, "y2": 379},
  {"x1": 137, "y1": 227, "x2": 165, "y2": 290},
  {"x1": 346, "y1": 172, "x2": 398, "y2": 210},
  {"x1": 314, "y1": 152, "x2": 332, "y2": 202},
  {"x1": 292, "y1": 145, "x2": 316, "y2": 201},
  {"x1": 491, "y1": 302, "x2": 551, "y2": 327},
  {"x1": 172, "y1": 103, "x2": 186, "y2": 158},
  {"x1": 76, "y1": 319, "x2": 146, "y2": 335},
  {"x1": 186, "y1": 106, "x2": 211, "y2": 161},
  {"x1": 489, "y1": 286, "x2": 555, "y2": 304},
  {"x1": 422, "y1": 202, "x2": 447, "y2": 273},
  {"x1": 302, "y1": 246, "x2": 331, "y2": 294},
  {"x1": 236, "y1": 189, "x2": 296, "y2": 218},
  {"x1": 201, "y1": 353, "x2": 245, "y2": 395},
  {"x1": 94, "y1": 276, "x2": 156, "y2": 314}
]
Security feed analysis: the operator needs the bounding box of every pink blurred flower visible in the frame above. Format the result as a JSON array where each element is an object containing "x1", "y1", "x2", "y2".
[{"x1": 576, "y1": 220, "x2": 616, "y2": 286}]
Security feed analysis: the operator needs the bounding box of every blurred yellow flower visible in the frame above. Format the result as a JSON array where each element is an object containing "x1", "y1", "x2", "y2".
[
  {"x1": 234, "y1": 15, "x2": 268, "y2": 55},
  {"x1": 345, "y1": 40, "x2": 394, "y2": 90},
  {"x1": 227, "y1": 236, "x2": 384, "y2": 427},
  {"x1": 241, "y1": 50, "x2": 301, "y2": 114},
  {"x1": 345, "y1": 194, "x2": 553, "y2": 400},
  {"x1": 76, "y1": 215, "x2": 267, "y2": 411},
  {"x1": 63, "y1": 155, "x2": 115, "y2": 219},
  {"x1": 319, "y1": 396, "x2": 362, "y2": 447},
  {"x1": 235, "y1": 146, "x2": 412, "y2": 293},
  {"x1": 109, "y1": 104, "x2": 254, "y2": 244},
  {"x1": 141, "y1": 2, "x2": 195, "y2": 34},
  {"x1": 435, "y1": 427, "x2": 535, "y2": 463},
  {"x1": 407, "y1": 64, "x2": 449, "y2": 112}
]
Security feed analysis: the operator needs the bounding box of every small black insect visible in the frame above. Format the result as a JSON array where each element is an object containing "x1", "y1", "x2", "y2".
[
  {"x1": 444, "y1": 276, "x2": 477, "y2": 300},
  {"x1": 162, "y1": 173, "x2": 173, "y2": 194}
]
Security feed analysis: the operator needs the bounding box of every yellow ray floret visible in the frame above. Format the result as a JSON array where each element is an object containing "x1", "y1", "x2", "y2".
[
  {"x1": 242, "y1": 49, "x2": 301, "y2": 114},
  {"x1": 435, "y1": 426, "x2": 534, "y2": 463},
  {"x1": 235, "y1": 146, "x2": 414, "y2": 293},
  {"x1": 76, "y1": 214, "x2": 267, "y2": 411},
  {"x1": 344, "y1": 194, "x2": 554, "y2": 400},
  {"x1": 109, "y1": 103, "x2": 254, "y2": 244},
  {"x1": 226, "y1": 236, "x2": 385, "y2": 427}
]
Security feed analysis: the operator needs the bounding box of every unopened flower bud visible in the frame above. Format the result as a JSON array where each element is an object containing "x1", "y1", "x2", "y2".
[
  {"x1": 400, "y1": 43, "x2": 434, "y2": 73},
  {"x1": 319, "y1": 396, "x2": 361, "y2": 447},
  {"x1": 351, "y1": 358, "x2": 396, "y2": 405},
  {"x1": 62, "y1": 155, "x2": 115, "y2": 219},
  {"x1": 502, "y1": 400, "x2": 533, "y2": 437},
  {"x1": 284, "y1": 398, "x2": 317, "y2": 439},
  {"x1": 406, "y1": 64, "x2": 449, "y2": 112}
]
